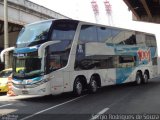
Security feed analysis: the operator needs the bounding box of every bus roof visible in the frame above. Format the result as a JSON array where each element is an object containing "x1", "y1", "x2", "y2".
[{"x1": 24, "y1": 19, "x2": 155, "y2": 36}]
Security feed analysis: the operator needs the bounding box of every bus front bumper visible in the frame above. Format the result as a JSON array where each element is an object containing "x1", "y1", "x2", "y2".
[{"x1": 12, "y1": 82, "x2": 51, "y2": 96}]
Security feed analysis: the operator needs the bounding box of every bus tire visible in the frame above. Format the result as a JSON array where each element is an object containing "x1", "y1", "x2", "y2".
[
  {"x1": 143, "y1": 72, "x2": 149, "y2": 84},
  {"x1": 73, "y1": 78, "x2": 83, "y2": 96},
  {"x1": 135, "y1": 72, "x2": 142, "y2": 85},
  {"x1": 89, "y1": 76, "x2": 98, "y2": 93}
]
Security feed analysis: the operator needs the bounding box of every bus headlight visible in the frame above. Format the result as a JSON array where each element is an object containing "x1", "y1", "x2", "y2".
[
  {"x1": 25, "y1": 78, "x2": 50, "y2": 88},
  {"x1": 35, "y1": 78, "x2": 50, "y2": 85},
  {"x1": 13, "y1": 78, "x2": 50, "y2": 88}
]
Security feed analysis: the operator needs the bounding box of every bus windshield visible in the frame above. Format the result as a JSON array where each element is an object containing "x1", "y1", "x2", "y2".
[
  {"x1": 13, "y1": 53, "x2": 43, "y2": 79},
  {"x1": 17, "y1": 21, "x2": 52, "y2": 45}
]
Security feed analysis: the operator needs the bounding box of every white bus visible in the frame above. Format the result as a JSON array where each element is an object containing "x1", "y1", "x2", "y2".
[{"x1": 2, "y1": 19, "x2": 158, "y2": 96}]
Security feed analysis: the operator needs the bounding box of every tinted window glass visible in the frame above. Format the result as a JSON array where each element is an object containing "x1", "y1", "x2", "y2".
[
  {"x1": 17, "y1": 21, "x2": 52, "y2": 44},
  {"x1": 51, "y1": 21, "x2": 77, "y2": 41},
  {"x1": 145, "y1": 35, "x2": 156, "y2": 47},
  {"x1": 91, "y1": 55, "x2": 115, "y2": 69},
  {"x1": 74, "y1": 55, "x2": 116, "y2": 70},
  {"x1": 119, "y1": 56, "x2": 134, "y2": 63},
  {"x1": 152, "y1": 57, "x2": 157, "y2": 65},
  {"x1": 112, "y1": 29, "x2": 136, "y2": 45},
  {"x1": 124, "y1": 31, "x2": 136, "y2": 45},
  {"x1": 112, "y1": 28, "x2": 125, "y2": 45},
  {"x1": 136, "y1": 32, "x2": 145, "y2": 46},
  {"x1": 97, "y1": 27, "x2": 112, "y2": 44},
  {"x1": 117, "y1": 56, "x2": 135, "y2": 68},
  {"x1": 47, "y1": 41, "x2": 71, "y2": 72},
  {"x1": 79, "y1": 25, "x2": 98, "y2": 43},
  {"x1": 48, "y1": 21, "x2": 78, "y2": 73}
]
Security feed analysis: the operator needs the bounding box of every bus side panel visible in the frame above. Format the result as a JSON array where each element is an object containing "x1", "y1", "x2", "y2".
[
  {"x1": 70, "y1": 69, "x2": 117, "y2": 89},
  {"x1": 151, "y1": 66, "x2": 158, "y2": 78},
  {"x1": 150, "y1": 47, "x2": 158, "y2": 78},
  {"x1": 96, "y1": 69, "x2": 116, "y2": 86},
  {"x1": 116, "y1": 67, "x2": 135, "y2": 84},
  {"x1": 63, "y1": 71, "x2": 71, "y2": 92},
  {"x1": 50, "y1": 71, "x2": 64, "y2": 95}
]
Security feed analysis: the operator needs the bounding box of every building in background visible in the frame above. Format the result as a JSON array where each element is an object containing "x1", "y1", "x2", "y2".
[{"x1": 124, "y1": 0, "x2": 160, "y2": 24}]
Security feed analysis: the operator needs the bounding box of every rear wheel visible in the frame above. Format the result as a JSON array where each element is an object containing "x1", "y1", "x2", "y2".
[
  {"x1": 73, "y1": 78, "x2": 83, "y2": 96},
  {"x1": 143, "y1": 72, "x2": 149, "y2": 84},
  {"x1": 135, "y1": 72, "x2": 142, "y2": 85},
  {"x1": 89, "y1": 76, "x2": 98, "y2": 93}
]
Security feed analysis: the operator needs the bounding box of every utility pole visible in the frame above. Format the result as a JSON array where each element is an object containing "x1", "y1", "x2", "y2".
[{"x1": 4, "y1": 0, "x2": 9, "y2": 68}]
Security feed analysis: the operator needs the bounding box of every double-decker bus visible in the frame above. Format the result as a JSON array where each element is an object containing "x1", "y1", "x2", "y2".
[{"x1": 1, "y1": 19, "x2": 158, "y2": 96}]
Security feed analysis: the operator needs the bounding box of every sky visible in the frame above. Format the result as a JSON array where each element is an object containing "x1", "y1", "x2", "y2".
[{"x1": 30, "y1": 0, "x2": 160, "y2": 55}]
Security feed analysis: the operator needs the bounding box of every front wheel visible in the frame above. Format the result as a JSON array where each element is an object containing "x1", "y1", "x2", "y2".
[
  {"x1": 89, "y1": 77, "x2": 98, "y2": 93},
  {"x1": 73, "y1": 78, "x2": 83, "y2": 96}
]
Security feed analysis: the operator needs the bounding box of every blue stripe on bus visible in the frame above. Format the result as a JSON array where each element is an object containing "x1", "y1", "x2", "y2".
[
  {"x1": 150, "y1": 47, "x2": 156, "y2": 58},
  {"x1": 14, "y1": 47, "x2": 38, "y2": 53},
  {"x1": 13, "y1": 77, "x2": 42, "y2": 83},
  {"x1": 116, "y1": 68, "x2": 134, "y2": 84}
]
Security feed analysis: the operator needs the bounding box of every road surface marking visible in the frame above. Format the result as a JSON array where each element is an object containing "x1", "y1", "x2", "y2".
[
  {"x1": 0, "y1": 103, "x2": 13, "y2": 108},
  {"x1": 20, "y1": 95, "x2": 87, "y2": 120},
  {"x1": 90, "y1": 88, "x2": 134, "y2": 120},
  {"x1": 90, "y1": 108, "x2": 109, "y2": 120}
]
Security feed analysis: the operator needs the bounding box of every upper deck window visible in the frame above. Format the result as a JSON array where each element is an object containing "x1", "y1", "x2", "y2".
[
  {"x1": 79, "y1": 25, "x2": 98, "y2": 43},
  {"x1": 97, "y1": 27, "x2": 112, "y2": 44},
  {"x1": 145, "y1": 35, "x2": 157, "y2": 47},
  {"x1": 112, "y1": 28, "x2": 136, "y2": 45},
  {"x1": 51, "y1": 21, "x2": 78, "y2": 41}
]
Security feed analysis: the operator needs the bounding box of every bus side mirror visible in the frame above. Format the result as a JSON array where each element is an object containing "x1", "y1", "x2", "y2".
[
  {"x1": 0, "y1": 47, "x2": 15, "y2": 62},
  {"x1": 38, "y1": 41, "x2": 60, "y2": 58}
]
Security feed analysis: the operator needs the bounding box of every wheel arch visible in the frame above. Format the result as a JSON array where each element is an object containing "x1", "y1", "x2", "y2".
[{"x1": 137, "y1": 70, "x2": 143, "y2": 76}]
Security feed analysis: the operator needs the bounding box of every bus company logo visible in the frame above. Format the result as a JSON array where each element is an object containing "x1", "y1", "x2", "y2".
[
  {"x1": 78, "y1": 45, "x2": 83, "y2": 53},
  {"x1": 137, "y1": 49, "x2": 150, "y2": 62}
]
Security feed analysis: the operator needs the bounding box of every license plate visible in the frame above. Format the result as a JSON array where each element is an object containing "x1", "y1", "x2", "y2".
[{"x1": 22, "y1": 90, "x2": 28, "y2": 94}]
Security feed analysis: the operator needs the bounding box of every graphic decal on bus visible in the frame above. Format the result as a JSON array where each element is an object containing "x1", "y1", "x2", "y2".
[{"x1": 137, "y1": 48, "x2": 150, "y2": 62}]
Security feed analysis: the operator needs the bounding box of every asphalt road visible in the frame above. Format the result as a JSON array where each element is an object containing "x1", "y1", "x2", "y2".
[{"x1": 1, "y1": 76, "x2": 160, "y2": 120}]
